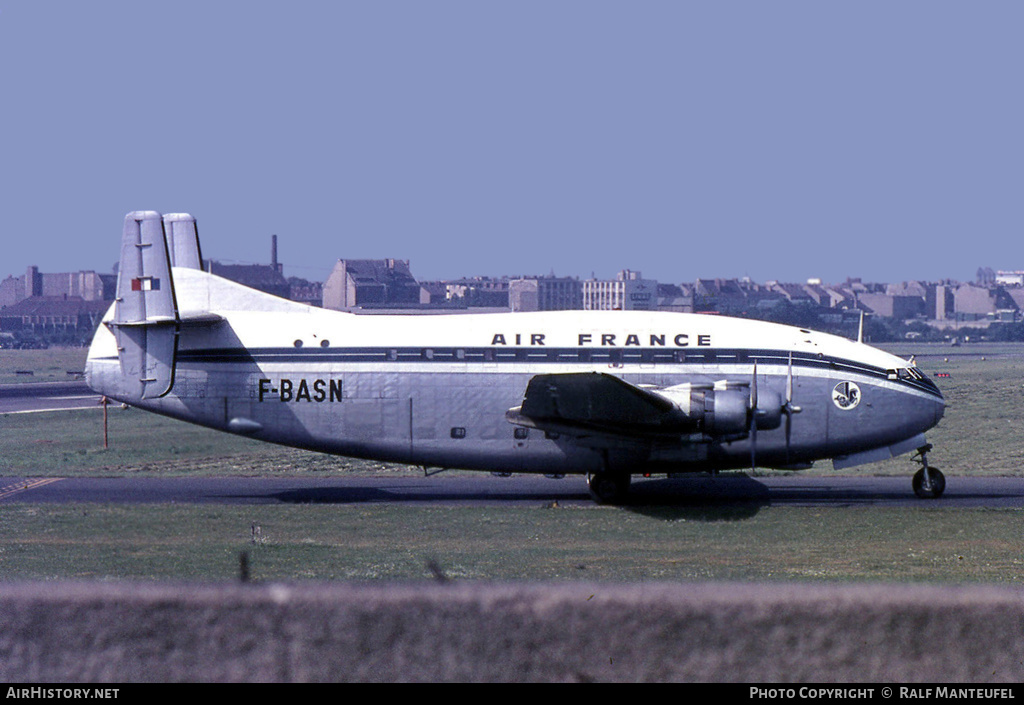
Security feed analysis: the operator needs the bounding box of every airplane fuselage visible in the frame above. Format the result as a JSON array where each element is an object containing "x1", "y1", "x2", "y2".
[{"x1": 86, "y1": 268, "x2": 945, "y2": 478}]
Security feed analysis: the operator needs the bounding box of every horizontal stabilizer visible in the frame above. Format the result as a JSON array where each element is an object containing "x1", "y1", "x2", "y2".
[{"x1": 177, "y1": 311, "x2": 225, "y2": 327}]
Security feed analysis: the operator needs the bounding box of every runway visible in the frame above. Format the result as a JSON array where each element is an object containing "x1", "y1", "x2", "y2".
[
  {"x1": 0, "y1": 473, "x2": 1021, "y2": 508},
  {"x1": 0, "y1": 381, "x2": 100, "y2": 414}
]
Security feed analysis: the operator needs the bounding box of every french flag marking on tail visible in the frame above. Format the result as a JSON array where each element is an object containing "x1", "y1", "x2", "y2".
[{"x1": 131, "y1": 277, "x2": 160, "y2": 291}]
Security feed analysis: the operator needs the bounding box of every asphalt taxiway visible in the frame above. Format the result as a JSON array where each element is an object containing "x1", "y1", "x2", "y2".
[
  {"x1": 0, "y1": 473, "x2": 1021, "y2": 508},
  {"x1": 0, "y1": 381, "x2": 99, "y2": 414}
]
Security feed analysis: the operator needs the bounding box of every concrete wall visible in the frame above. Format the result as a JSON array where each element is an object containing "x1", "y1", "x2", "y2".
[{"x1": 1, "y1": 581, "x2": 1022, "y2": 682}]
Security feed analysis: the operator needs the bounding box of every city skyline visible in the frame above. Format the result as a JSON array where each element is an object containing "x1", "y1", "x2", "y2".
[
  {"x1": 3, "y1": 237, "x2": 1018, "y2": 344},
  {"x1": 2, "y1": 4, "x2": 1022, "y2": 285},
  {"x1": 0, "y1": 243, "x2": 1004, "y2": 290}
]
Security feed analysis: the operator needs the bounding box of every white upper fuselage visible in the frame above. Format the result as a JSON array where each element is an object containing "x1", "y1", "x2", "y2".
[{"x1": 119, "y1": 268, "x2": 909, "y2": 371}]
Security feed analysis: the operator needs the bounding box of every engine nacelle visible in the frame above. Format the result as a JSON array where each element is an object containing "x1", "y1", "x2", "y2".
[
  {"x1": 508, "y1": 373, "x2": 784, "y2": 441},
  {"x1": 655, "y1": 385, "x2": 783, "y2": 438}
]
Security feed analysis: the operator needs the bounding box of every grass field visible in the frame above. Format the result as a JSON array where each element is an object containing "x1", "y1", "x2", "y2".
[
  {"x1": 0, "y1": 344, "x2": 1021, "y2": 583},
  {"x1": 0, "y1": 503, "x2": 1020, "y2": 583},
  {"x1": 0, "y1": 347, "x2": 89, "y2": 385}
]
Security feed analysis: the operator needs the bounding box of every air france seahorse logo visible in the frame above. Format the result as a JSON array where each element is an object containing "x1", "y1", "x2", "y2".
[{"x1": 832, "y1": 382, "x2": 861, "y2": 410}]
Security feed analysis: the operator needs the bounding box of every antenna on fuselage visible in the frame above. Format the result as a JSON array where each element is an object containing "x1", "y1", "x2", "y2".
[{"x1": 857, "y1": 309, "x2": 864, "y2": 343}]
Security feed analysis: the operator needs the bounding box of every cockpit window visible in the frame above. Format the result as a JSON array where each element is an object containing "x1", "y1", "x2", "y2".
[{"x1": 887, "y1": 367, "x2": 924, "y2": 381}]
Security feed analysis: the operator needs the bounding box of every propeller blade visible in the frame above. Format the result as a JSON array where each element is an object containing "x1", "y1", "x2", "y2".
[
  {"x1": 750, "y1": 360, "x2": 758, "y2": 471},
  {"x1": 750, "y1": 360, "x2": 758, "y2": 410},
  {"x1": 786, "y1": 352, "x2": 793, "y2": 404},
  {"x1": 784, "y1": 404, "x2": 792, "y2": 466},
  {"x1": 783, "y1": 351, "x2": 802, "y2": 464},
  {"x1": 750, "y1": 412, "x2": 757, "y2": 471}
]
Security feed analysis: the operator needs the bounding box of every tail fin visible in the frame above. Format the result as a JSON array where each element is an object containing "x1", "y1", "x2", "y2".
[
  {"x1": 110, "y1": 211, "x2": 180, "y2": 399},
  {"x1": 162, "y1": 213, "x2": 204, "y2": 270}
]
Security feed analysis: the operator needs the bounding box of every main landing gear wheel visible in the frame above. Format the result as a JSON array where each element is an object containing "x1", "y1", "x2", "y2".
[
  {"x1": 911, "y1": 444, "x2": 945, "y2": 499},
  {"x1": 587, "y1": 472, "x2": 631, "y2": 505}
]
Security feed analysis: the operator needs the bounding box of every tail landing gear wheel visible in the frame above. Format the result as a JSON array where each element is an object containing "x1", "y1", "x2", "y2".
[
  {"x1": 587, "y1": 472, "x2": 631, "y2": 505},
  {"x1": 912, "y1": 467, "x2": 945, "y2": 499}
]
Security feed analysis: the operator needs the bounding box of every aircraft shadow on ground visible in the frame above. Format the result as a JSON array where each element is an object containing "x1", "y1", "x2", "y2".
[
  {"x1": 624, "y1": 475, "x2": 770, "y2": 521},
  {"x1": 261, "y1": 484, "x2": 588, "y2": 506},
  {"x1": 258, "y1": 474, "x2": 774, "y2": 522}
]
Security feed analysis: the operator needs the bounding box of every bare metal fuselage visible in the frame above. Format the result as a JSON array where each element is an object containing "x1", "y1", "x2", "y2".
[{"x1": 86, "y1": 269, "x2": 945, "y2": 478}]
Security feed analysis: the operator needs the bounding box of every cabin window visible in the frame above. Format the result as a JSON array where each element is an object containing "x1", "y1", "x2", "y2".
[
  {"x1": 450, "y1": 427, "x2": 466, "y2": 439},
  {"x1": 293, "y1": 340, "x2": 303, "y2": 348},
  {"x1": 513, "y1": 427, "x2": 529, "y2": 439},
  {"x1": 320, "y1": 339, "x2": 330, "y2": 348}
]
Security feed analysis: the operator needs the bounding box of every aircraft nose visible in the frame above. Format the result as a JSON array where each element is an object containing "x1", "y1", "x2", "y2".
[
  {"x1": 920, "y1": 382, "x2": 945, "y2": 431},
  {"x1": 915, "y1": 374, "x2": 945, "y2": 428}
]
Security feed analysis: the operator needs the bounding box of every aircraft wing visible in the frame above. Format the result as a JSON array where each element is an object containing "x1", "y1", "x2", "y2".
[
  {"x1": 507, "y1": 371, "x2": 782, "y2": 443},
  {"x1": 507, "y1": 372, "x2": 706, "y2": 441}
]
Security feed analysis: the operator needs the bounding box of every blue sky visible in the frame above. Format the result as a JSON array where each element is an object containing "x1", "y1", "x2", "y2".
[{"x1": 1, "y1": 2, "x2": 1021, "y2": 286}]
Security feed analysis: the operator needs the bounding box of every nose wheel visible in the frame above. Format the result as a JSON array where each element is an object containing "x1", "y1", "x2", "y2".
[{"x1": 911, "y1": 444, "x2": 945, "y2": 499}]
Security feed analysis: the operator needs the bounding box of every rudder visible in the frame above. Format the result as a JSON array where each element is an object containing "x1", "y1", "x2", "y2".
[{"x1": 110, "y1": 211, "x2": 179, "y2": 399}]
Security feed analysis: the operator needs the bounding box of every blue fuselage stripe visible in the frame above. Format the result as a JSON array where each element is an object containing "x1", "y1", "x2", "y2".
[{"x1": 174, "y1": 346, "x2": 944, "y2": 399}]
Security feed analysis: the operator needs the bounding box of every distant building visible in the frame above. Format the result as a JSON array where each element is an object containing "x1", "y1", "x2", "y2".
[
  {"x1": 977, "y1": 267, "x2": 997, "y2": 286},
  {"x1": 693, "y1": 279, "x2": 751, "y2": 314},
  {"x1": 203, "y1": 235, "x2": 324, "y2": 305},
  {"x1": 508, "y1": 276, "x2": 582, "y2": 312},
  {"x1": 656, "y1": 283, "x2": 694, "y2": 313},
  {"x1": 996, "y1": 270, "x2": 1024, "y2": 287},
  {"x1": 887, "y1": 281, "x2": 928, "y2": 299},
  {"x1": 322, "y1": 259, "x2": 423, "y2": 310},
  {"x1": 954, "y1": 283, "x2": 1002, "y2": 322},
  {"x1": 417, "y1": 280, "x2": 449, "y2": 306},
  {"x1": 856, "y1": 293, "x2": 925, "y2": 320},
  {"x1": 926, "y1": 284, "x2": 956, "y2": 321},
  {"x1": 583, "y1": 270, "x2": 658, "y2": 311},
  {"x1": 208, "y1": 262, "x2": 291, "y2": 300},
  {"x1": 286, "y1": 277, "x2": 323, "y2": 307},
  {"x1": 803, "y1": 283, "x2": 851, "y2": 309},
  {"x1": 1, "y1": 267, "x2": 115, "y2": 310},
  {"x1": 769, "y1": 282, "x2": 817, "y2": 307},
  {"x1": 0, "y1": 296, "x2": 110, "y2": 336},
  {"x1": 438, "y1": 277, "x2": 511, "y2": 308}
]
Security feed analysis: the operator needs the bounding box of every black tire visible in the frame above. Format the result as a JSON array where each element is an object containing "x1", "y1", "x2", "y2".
[
  {"x1": 587, "y1": 472, "x2": 631, "y2": 505},
  {"x1": 912, "y1": 467, "x2": 945, "y2": 499}
]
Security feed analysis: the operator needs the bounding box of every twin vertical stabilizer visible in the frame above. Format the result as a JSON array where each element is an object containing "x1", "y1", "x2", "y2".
[
  {"x1": 108, "y1": 211, "x2": 200, "y2": 399},
  {"x1": 163, "y1": 213, "x2": 204, "y2": 270}
]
